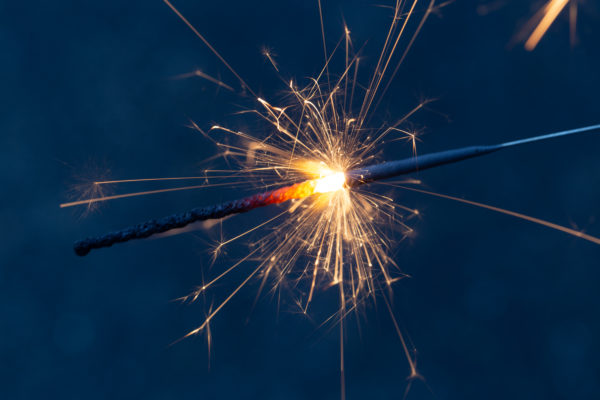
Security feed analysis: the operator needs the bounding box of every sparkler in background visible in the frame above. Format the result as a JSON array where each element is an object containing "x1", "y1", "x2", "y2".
[
  {"x1": 64, "y1": 0, "x2": 599, "y2": 397},
  {"x1": 520, "y1": 0, "x2": 579, "y2": 50}
]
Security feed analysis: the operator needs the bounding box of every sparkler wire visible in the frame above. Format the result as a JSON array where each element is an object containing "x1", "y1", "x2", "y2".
[{"x1": 73, "y1": 124, "x2": 600, "y2": 256}]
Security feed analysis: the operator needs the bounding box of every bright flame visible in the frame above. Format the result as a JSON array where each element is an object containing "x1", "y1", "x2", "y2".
[{"x1": 314, "y1": 171, "x2": 346, "y2": 194}]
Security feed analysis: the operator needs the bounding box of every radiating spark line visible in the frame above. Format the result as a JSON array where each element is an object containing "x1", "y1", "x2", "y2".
[
  {"x1": 387, "y1": 184, "x2": 600, "y2": 245},
  {"x1": 172, "y1": 69, "x2": 235, "y2": 92},
  {"x1": 213, "y1": 208, "x2": 290, "y2": 251},
  {"x1": 60, "y1": 182, "x2": 254, "y2": 208},
  {"x1": 317, "y1": 0, "x2": 331, "y2": 91},
  {"x1": 176, "y1": 245, "x2": 263, "y2": 303},
  {"x1": 359, "y1": 0, "x2": 423, "y2": 127},
  {"x1": 183, "y1": 260, "x2": 264, "y2": 339},
  {"x1": 382, "y1": 291, "x2": 419, "y2": 379},
  {"x1": 262, "y1": 47, "x2": 280, "y2": 72},
  {"x1": 524, "y1": 0, "x2": 571, "y2": 51},
  {"x1": 94, "y1": 176, "x2": 239, "y2": 185},
  {"x1": 163, "y1": 0, "x2": 257, "y2": 97},
  {"x1": 373, "y1": 0, "x2": 436, "y2": 115}
]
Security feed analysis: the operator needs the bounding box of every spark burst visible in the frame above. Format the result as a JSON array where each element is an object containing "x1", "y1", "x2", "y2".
[
  {"x1": 64, "y1": 0, "x2": 600, "y2": 397},
  {"x1": 71, "y1": 0, "x2": 442, "y2": 317}
]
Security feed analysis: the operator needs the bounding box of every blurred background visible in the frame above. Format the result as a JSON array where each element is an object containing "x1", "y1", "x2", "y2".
[{"x1": 1, "y1": 0, "x2": 600, "y2": 399}]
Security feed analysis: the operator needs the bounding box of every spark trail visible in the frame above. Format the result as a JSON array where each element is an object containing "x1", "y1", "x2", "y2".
[{"x1": 72, "y1": 124, "x2": 600, "y2": 256}]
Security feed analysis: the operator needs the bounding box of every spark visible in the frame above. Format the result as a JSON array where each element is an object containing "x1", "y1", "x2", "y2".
[
  {"x1": 60, "y1": 181, "x2": 255, "y2": 209},
  {"x1": 162, "y1": 0, "x2": 256, "y2": 96},
  {"x1": 522, "y1": 0, "x2": 578, "y2": 50},
  {"x1": 262, "y1": 47, "x2": 279, "y2": 72},
  {"x1": 171, "y1": 69, "x2": 234, "y2": 92},
  {"x1": 387, "y1": 184, "x2": 600, "y2": 245}
]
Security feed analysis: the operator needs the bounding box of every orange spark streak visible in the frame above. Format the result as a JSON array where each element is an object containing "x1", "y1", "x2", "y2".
[
  {"x1": 163, "y1": 0, "x2": 257, "y2": 97},
  {"x1": 60, "y1": 183, "x2": 245, "y2": 208},
  {"x1": 525, "y1": 0, "x2": 570, "y2": 51},
  {"x1": 95, "y1": 176, "x2": 213, "y2": 185},
  {"x1": 172, "y1": 69, "x2": 234, "y2": 92},
  {"x1": 393, "y1": 185, "x2": 600, "y2": 245}
]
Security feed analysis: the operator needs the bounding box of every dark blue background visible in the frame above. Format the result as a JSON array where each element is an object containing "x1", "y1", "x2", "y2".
[{"x1": 2, "y1": 1, "x2": 600, "y2": 399}]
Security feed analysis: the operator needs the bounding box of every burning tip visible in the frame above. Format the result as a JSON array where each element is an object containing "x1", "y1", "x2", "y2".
[{"x1": 314, "y1": 171, "x2": 346, "y2": 194}]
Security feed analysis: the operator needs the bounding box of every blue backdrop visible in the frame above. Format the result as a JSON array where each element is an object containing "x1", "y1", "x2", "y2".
[{"x1": 2, "y1": 1, "x2": 600, "y2": 399}]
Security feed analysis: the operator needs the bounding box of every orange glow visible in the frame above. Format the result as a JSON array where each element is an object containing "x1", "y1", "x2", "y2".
[
  {"x1": 265, "y1": 170, "x2": 346, "y2": 204},
  {"x1": 525, "y1": 0, "x2": 570, "y2": 51},
  {"x1": 314, "y1": 172, "x2": 346, "y2": 193}
]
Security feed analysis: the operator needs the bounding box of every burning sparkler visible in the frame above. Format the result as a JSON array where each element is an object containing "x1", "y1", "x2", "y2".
[
  {"x1": 71, "y1": 123, "x2": 600, "y2": 257},
  {"x1": 65, "y1": 0, "x2": 600, "y2": 398}
]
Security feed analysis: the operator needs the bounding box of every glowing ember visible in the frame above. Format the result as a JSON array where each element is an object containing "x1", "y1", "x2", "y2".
[{"x1": 314, "y1": 171, "x2": 346, "y2": 194}]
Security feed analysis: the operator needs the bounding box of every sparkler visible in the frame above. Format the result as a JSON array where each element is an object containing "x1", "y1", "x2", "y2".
[
  {"x1": 65, "y1": 0, "x2": 600, "y2": 397},
  {"x1": 72, "y1": 123, "x2": 600, "y2": 257}
]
